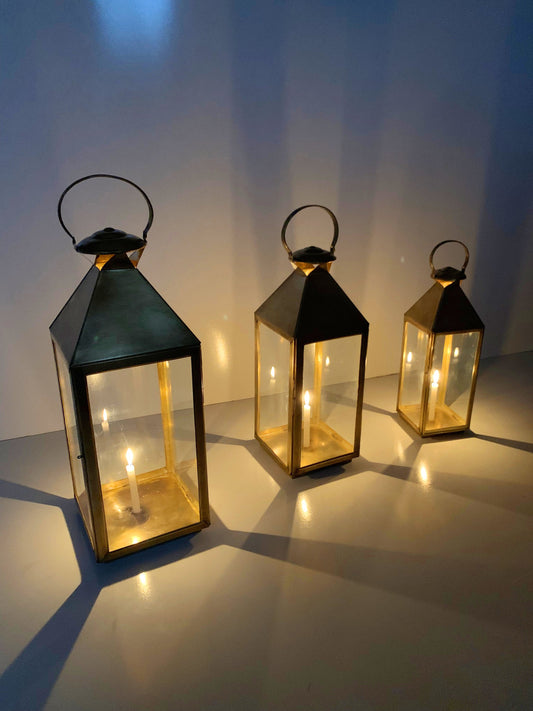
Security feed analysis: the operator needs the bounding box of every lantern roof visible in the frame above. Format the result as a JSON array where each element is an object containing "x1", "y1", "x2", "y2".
[
  {"x1": 75, "y1": 226, "x2": 146, "y2": 255},
  {"x1": 255, "y1": 265, "x2": 368, "y2": 344},
  {"x1": 50, "y1": 255, "x2": 200, "y2": 369},
  {"x1": 405, "y1": 280, "x2": 484, "y2": 333}
]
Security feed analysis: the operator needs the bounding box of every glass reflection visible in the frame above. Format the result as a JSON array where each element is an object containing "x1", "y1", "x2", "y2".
[
  {"x1": 137, "y1": 571, "x2": 151, "y2": 600},
  {"x1": 86, "y1": 359, "x2": 201, "y2": 553},
  {"x1": 298, "y1": 495, "x2": 312, "y2": 523},
  {"x1": 419, "y1": 465, "x2": 430, "y2": 486}
]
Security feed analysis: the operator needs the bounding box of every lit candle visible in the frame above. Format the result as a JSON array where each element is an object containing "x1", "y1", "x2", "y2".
[
  {"x1": 428, "y1": 369, "x2": 439, "y2": 422},
  {"x1": 303, "y1": 390, "x2": 311, "y2": 448},
  {"x1": 101, "y1": 408, "x2": 109, "y2": 433},
  {"x1": 453, "y1": 347, "x2": 459, "y2": 358},
  {"x1": 125, "y1": 448, "x2": 141, "y2": 514}
]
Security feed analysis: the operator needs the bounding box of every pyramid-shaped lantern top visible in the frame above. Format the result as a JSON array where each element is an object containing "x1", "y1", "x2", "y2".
[
  {"x1": 51, "y1": 174, "x2": 199, "y2": 369},
  {"x1": 405, "y1": 239, "x2": 484, "y2": 333},
  {"x1": 255, "y1": 204, "x2": 368, "y2": 344}
]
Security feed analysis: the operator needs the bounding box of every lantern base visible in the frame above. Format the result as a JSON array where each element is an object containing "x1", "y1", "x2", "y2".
[
  {"x1": 258, "y1": 422, "x2": 354, "y2": 476},
  {"x1": 94, "y1": 466, "x2": 200, "y2": 553},
  {"x1": 399, "y1": 403, "x2": 468, "y2": 435}
]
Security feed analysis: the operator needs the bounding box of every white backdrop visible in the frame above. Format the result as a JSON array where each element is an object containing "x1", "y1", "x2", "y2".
[{"x1": 1, "y1": 0, "x2": 532, "y2": 441}]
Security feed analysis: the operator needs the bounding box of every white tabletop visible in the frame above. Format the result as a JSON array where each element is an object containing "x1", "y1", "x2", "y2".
[{"x1": 1, "y1": 352, "x2": 532, "y2": 711}]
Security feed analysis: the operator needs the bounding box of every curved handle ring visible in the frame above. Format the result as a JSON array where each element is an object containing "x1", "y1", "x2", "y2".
[
  {"x1": 281, "y1": 204, "x2": 339, "y2": 259},
  {"x1": 57, "y1": 174, "x2": 154, "y2": 246},
  {"x1": 429, "y1": 239, "x2": 469, "y2": 274}
]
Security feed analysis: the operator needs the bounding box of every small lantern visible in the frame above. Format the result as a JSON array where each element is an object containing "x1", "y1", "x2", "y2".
[
  {"x1": 50, "y1": 174, "x2": 209, "y2": 561},
  {"x1": 397, "y1": 240, "x2": 484, "y2": 436},
  {"x1": 254, "y1": 205, "x2": 369, "y2": 477}
]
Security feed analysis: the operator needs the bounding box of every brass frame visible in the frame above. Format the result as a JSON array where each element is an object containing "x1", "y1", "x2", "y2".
[
  {"x1": 254, "y1": 204, "x2": 369, "y2": 478},
  {"x1": 52, "y1": 341, "x2": 210, "y2": 562},
  {"x1": 397, "y1": 317, "x2": 484, "y2": 437},
  {"x1": 254, "y1": 314, "x2": 368, "y2": 478},
  {"x1": 397, "y1": 241, "x2": 485, "y2": 437}
]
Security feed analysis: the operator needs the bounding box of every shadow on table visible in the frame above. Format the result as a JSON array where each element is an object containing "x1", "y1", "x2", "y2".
[{"x1": 1, "y1": 417, "x2": 532, "y2": 710}]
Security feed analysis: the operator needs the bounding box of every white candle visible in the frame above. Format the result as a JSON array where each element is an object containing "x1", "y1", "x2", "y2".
[
  {"x1": 428, "y1": 370, "x2": 439, "y2": 422},
  {"x1": 101, "y1": 408, "x2": 109, "y2": 433},
  {"x1": 126, "y1": 448, "x2": 141, "y2": 514},
  {"x1": 303, "y1": 390, "x2": 311, "y2": 448}
]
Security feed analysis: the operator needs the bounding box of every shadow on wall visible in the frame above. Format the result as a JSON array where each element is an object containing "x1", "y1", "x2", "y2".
[
  {"x1": 229, "y1": 0, "x2": 397, "y2": 298},
  {"x1": 227, "y1": 0, "x2": 396, "y2": 388},
  {"x1": 470, "y1": 0, "x2": 533, "y2": 355},
  {"x1": 337, "y1": 0, "x2": 396, "y2": 287},
  {"x1": 218, "y1": 1, "x2": 293, "y2": 400},
  {"x1": 230, "y1": 0, "x2": 291, "y2": 301}
]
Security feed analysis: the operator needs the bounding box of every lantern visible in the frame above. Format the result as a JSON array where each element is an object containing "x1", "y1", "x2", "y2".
[
  {"x1": 397, "y1": 240, "x2": 484, "y2": 436},
  {"x1": 254, "y1": 205, "x2": 369, "y2": 477},
  {"x1": 50, "y1": 174, "x2": 209, "y2": 561}
]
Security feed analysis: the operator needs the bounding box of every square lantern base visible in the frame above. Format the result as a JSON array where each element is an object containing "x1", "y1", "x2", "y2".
[
  {"x1": 258, "y1": 422, "x2": 355, "y2": 477},
  {"x1": 399, "y1": 403, "x2": 468, "y2": 436},
  {"x1": 79, "y1": 465, "x2": 206, "y2": 561}
]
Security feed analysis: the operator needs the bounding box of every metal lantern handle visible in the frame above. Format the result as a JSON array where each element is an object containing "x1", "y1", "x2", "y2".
[
  {"x1": 57, "y1": 174, "x2": 154, "y2": 246},
  {"x1": 281, "y1": 204, "x2": 339, "y2": 260},
  {"x1": 429, "y1": 239, "x2": 470, "y2": 274}
]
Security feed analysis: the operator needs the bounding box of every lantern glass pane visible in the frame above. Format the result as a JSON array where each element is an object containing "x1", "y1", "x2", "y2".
[
  {"x1": 257, "y1": 323, "x2": 291, "y2": 466},
  {"x1": 53, "y1": 342, "x2": 94, "y2": 540},
  {"x1": 398, "y1": 323, "x2": 429, "y2": 430},
  {"x1": 86, "y1": 358, "x2": 200, "y2": 552},
  {"x1": 301, "y1": 335, "x2": 360, "y2": 468},
  {"x1": 425, "y1": 331, "x2": 481, "y2": 431}
]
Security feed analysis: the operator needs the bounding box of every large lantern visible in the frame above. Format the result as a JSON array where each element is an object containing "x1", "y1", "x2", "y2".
[
  {"x1": 254, "y1": 205, "x2": 369, "y2": 477},
  {"x1": 397, "y1": 240, "x2": 484, "y2": 436},
  {"x1": 50, "y1": 174, "x2": 209, "y2": 561}
]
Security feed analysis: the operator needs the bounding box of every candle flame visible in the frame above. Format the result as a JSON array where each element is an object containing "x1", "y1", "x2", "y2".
[
  {"x1": 432, "y1": 369, "x2": 440, "y2": 384},
  {"x1": 406, "y1": 351, "x2": 413, "y2": 363},
  {"x1": 304, "y1": 390, "x2": 310, "y2": 407},
  {"x1": 126, "y1": 448, "x2": 134, "y2": 466},
  {"x1": 325, "y1": 356, "x2": 330, "y2": 367},
  {"x1": 270, "y1": 366, "x2": 275, "y2": 379},
  {"x1": 102, "y1": 408, "x2": 108, "y2": 423},
  {"x1": 453, "y1": 347, "x2": 459, "y2": 358}
]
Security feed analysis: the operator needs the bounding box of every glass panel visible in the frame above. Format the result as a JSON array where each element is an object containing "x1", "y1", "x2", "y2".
[
  {"x1": 301, "y1": 335, "x2": 360, "y2": 468},
  {"x1": 398, "y1": 322, "x2": 429, "y2": 430},
  {"x1": 86, "y1": 358, "x2": 200, "y2": 552},
  {"x1": 425, "y1": 332, "x2": 481, "y2": 431},
  {"x1": 257, "y1": 322, "x2": 291, "y2": 466},
  {"x1": 52, "y1": 341, "x2": 94, "y2": 540}
]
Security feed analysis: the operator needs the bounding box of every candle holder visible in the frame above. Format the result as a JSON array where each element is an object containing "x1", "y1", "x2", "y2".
[
  {"x1": 254, "y1": 205, "x2": 369, "y2": 477},
  {"x1": 397, "y1": 240, "x2": 484, "y2": 436},
  {"x1": 50, "y1": 175, "x2": 210, "y2": 562}
]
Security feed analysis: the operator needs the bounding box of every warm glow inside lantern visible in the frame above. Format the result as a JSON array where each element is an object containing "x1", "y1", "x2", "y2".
[
  {"x1": 50, "y1": 175, "x2": 209, "y2": 561},
  {"x1": 397, "y1": 240, "x2": 484, "y2": 436},
  {"x1": 255, "y1": 205, "x2": 369, "y2": 477}
]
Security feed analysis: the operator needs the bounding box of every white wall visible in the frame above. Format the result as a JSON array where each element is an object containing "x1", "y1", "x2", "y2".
[{"x1": 1, "y1": 0, "x2": 532, "y2": 441}]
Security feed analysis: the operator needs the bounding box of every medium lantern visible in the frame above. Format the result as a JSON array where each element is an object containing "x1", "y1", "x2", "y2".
[
  {"x1": 50, "y1": 174, "x2": 209, "y2": 562},
  {"x1": 254, "y1": 204, "x2": 369, "y2": 477},
  {"x1": 397, "y1": 240, "x2": 484, "y2": 436}
]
